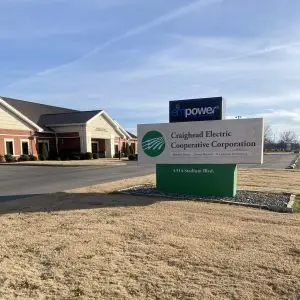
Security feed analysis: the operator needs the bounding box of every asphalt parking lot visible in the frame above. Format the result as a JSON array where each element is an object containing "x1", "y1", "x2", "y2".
[
  {"x1": 242, "y1": 153, "x2": 298, "y2": 169},
  {"x1": 0, "y1": 153, "x2": 297, "y2": 200}
]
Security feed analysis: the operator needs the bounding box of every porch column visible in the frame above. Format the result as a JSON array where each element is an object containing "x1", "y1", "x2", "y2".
[
  {"x1": 105, "y1": 136, "x2": 115, "y2": 158},
  {"x1": 86, "y1": 134, "x2": 92, "y2": 153}
]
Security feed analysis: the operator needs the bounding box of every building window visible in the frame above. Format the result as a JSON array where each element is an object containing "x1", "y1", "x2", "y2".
[
  {"x1": 5, "y1": 140, "x2": 14, "y2": 155},
  {"x1": 38, "y1": 140, "x2": 49, "y2": 154},
  {"x1": 21, "y1": 140, "x2": 30, "y2": 155}
]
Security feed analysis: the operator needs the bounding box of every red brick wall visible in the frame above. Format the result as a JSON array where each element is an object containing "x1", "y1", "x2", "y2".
[
  {"x1": 114, "y1": 137, "x2": 138, "y2": 154},
  {"x1": 58, "y1": 138, "x2": 80, "y2": 152},
  {"x1": 0, "y1": 129, "x2": 37, "y2": 156}
]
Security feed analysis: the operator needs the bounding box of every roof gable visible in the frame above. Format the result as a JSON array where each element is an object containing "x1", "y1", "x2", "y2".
[{"x1": 1, "y1": 96, "x2": 76, "y2": 127}]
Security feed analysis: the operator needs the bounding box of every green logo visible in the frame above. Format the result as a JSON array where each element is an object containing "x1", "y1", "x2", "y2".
[{"x1": 142, "y1": 131, "x2": 165, "y2": 157}]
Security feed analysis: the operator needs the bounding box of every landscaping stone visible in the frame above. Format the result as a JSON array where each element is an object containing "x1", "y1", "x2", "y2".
[{"x1": 118, "y1": 185, "x2": 292, "y2": 212}]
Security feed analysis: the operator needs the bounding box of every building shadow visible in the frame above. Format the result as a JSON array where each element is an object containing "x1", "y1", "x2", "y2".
[{"x1": 0, "y1": 192, "x2": 167, "y2": 215}]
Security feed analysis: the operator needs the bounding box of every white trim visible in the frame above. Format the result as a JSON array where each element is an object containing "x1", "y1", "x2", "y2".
[
  {"x1": 4, "y1": 138, "x2": 15, "y2": 155},
  {"x1": 0, "y1": 98, "x2": 44, "y2": 132},
  {"x1": 113, "y1": 119, "x2": 131, "y2": 139},
  {"x1": 0, "y1": 134, "x2": 30, "y2": 137},
  {"x1": 45, "y1": 123, "x2": 85, "y2": 127},
  {"x1": 86, "y1": 110, "x2": 104, "y2": 124},
  {"x1": 20, "y1": 139, "x2": 30, "y2": 155},
  {"x1": 86, "y1": 110, "x2": 130, "y2": 139}
]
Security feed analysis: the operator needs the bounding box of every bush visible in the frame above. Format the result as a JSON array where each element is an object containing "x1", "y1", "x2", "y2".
[
  {"x1": 84, "y1": 152, "x2": 93, "y2": 160},
  {"x1": 4, "y1": 154, "x2": 14, "y2": 163},
  {"x1": 128, "y1": 154, "x2": 138, "y2": 161},
  {"x1": 99, "y1": 152, "x2": 105, "y2": 158},
  {"x1": 18, "y1": 154, "x2": 30, "y2": 162},
  {"x1": 69, "y1": 152, "x2": 81, "y2": 160},
  {"x1": 39, "y1": 154, "x2": 46, "y2": 161},
  {"x1": 29, "y1": 154, "x2": 38, "y2": 161},
  {"x1": 93, "y1": 153, "x2": 99, "y2": 159},
  {"x1": 113, "y1": 152, "x2": 121, "y2": 159},
  {"x1": 0, "y1": 154, "x2": 3, "y2": 162},
  {"x1": 48, "y1": 151, "x2": 59, "y2": 161}
]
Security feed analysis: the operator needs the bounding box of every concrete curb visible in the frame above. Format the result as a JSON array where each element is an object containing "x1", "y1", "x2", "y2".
[
  {"x1": 0, "y1": 162, "x2": 126, "y2": 167},
  {"x1": 287, "y1": 194, "x2": 296, "y2": 212},
  {"x1": 286, "y1": 155, "x2": 300, "y2": 169},
  {"x1": 116, "y1": 187, "x2": 294, "y2": 213}
]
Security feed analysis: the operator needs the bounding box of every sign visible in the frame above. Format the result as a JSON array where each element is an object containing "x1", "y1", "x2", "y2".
[
  {"x1": 95, "y1": 128, "x2": 108, "y2": 132},
  {"x1": 138, "y1": 118, "x2": 264, "y2": 165},
  {"x1": 169, "y1": 97, "x2": 224, "y2": 123},
  {"x1": 156, "y1": 164, "x2": 237, "y2": 197}
]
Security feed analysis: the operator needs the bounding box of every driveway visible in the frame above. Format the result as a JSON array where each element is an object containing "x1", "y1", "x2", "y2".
[
  {"x1": 0, "y1": 162, "x2": 154, "y2": 199},
  {"x1": 241, "y1": 153, "x2": 297, "y2": 169},
  {"x1": 0, "y1": 154, "x2": 296, "y2": 200}
]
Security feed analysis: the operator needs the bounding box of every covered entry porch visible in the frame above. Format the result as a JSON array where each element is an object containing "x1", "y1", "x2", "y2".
[{"x1": 90, "y1": 138, "x2": 112, "y2": 158}]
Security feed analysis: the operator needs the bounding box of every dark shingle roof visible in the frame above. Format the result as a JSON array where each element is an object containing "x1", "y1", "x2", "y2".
[
  {"x1": 127, "y1": 131, "x2": 137, "y2": 139},
  {"x1": 1, "y1": 96, "x2": 102, "y2": 129},
  {"x1": 2, "y1": 96, "x2": 77, "y2": 126},
  {"x1": 39, "y1": 110, "x2": 102, "y2": 126}
]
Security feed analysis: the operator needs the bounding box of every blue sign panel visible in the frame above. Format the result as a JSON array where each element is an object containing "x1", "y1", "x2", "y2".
[{"x1": 169, "y1": 97, "x2": 224, "y2": 123}]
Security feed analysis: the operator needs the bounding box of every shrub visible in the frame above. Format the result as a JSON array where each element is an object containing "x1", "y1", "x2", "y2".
[
  {"x1": 60, "y1": 154, "x2": 69, "y2": 161},
  {"x1": 4, "y1": 154, "x2": 14, "y2": 163},
  {"x1": 69, "y1": 152, "x2": 81, "y2": 160},
  {"x1": 84, "y1": 152, "x2": 93, "y2": 160},
  {"x1": 93, "y1": 153, "x2": 99, "y2": 159},
  {"x1": 18, "y1": 154, "x2": 30, "y2": 162},
  {"x1": 48, "y1": 151, "x2": 59, "y2": 161},
  {"x1": 0, "y1": 154, "x2": 3, "y2": 162},
  {"x1": 99, "y1": 152, "x2": 105, "y2": 158},
  {"x1": 29, "y1": 154, "x2": 38, "y2": 161},
  {"x1": 128, "y1": 154, "x2": 138, "y2": 161},
  {"x1": 39, "y1": 154, "x2": 46, "y2": 161}
]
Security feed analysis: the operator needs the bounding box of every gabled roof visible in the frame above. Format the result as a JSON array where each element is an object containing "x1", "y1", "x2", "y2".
[
  {"x1": 127, "y1": 131, "x2": 137, "y2": 139},
  {"x1": 1, "y1": 96, "x2": 133, "y2": 139},
  {"x1": 1, "y1": 97, "x2": 77, "y2": 127},
  {"x1": 39, "y1": 110, "x2": 102, "y2": 126}
]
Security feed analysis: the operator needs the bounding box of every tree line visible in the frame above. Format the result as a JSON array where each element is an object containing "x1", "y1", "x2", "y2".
[{"x1": 264, "y1": 125, "x2": 299, "y2": 152}]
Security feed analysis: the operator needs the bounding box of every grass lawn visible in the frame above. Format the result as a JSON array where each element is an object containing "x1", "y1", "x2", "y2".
[
  {"x1": 293, "y1": 195, "x2": 300, "y2": 213},
  {"x1": 0, "y1": 168, "x2": 299, "y2": 299}
]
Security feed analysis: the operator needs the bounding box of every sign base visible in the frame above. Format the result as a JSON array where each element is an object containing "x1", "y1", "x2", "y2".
[{"x1": 156, "y1": 164, "x2": 237, "y2": 197}]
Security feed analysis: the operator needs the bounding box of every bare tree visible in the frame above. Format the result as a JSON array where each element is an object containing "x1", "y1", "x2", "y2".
[
  {"x1": 264, "y1": 124, "x2": 273, "y2": 143},
  {"x1": 279, "y1": 130, "x2": 298, "y2": 144}
]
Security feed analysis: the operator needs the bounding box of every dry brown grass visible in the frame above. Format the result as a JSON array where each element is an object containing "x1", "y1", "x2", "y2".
[
  {"x1": 0, "y1": 168, "x2": 299, "y2": 299},
  {"x1": 70, "y1": 167, "x2": 300, "y2": 195}
]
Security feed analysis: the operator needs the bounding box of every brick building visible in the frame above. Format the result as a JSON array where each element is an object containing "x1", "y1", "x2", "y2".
[{"x1": 0, "y1": 96, "x2": 137, "y2": 158}]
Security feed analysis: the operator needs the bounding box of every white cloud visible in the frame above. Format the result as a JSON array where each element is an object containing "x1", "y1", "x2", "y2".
[
  {"x1": 8, "y1": 0, "x2": 223, "y2": 87},
  {"x1": 3, "y1": 17, "x2": 300, "y2": 138}
]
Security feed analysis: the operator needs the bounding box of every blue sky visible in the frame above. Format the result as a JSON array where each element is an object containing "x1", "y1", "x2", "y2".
[{"x1": 1, "y1": 0, "x2": 300, "y2": 139}]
